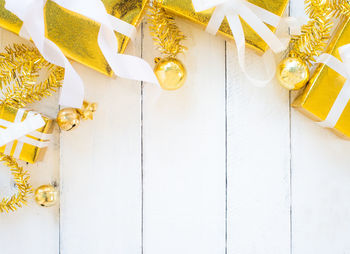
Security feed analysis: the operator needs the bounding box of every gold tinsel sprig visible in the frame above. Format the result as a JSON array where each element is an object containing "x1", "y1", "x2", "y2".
[
  {"x1": 148, "y1": 0, "x2": 186, "y2": 57},
  {"x1": 290, "y1": 0, "x2": 350, "y2": 66},
  {"x1": 289, "y1": 0, "x2": 333, "y2": 65},
  {"x1": 329, "y1": 0, "x2": 350, "y2": 18},
  {"x1": 0, "y1": 154, "x2": 32, "y2": 213},
  {"x1": 0, "y1": 44, "x2": 64, "y2": 108}
]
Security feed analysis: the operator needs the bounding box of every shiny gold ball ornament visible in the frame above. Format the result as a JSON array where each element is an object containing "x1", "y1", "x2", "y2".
[
  {"x1": 34, "y1": 185, "x2": 58, "y2": 207},
  {"x1": 57, "y1": 108, "x2": 81, "y2": 131},
  {"x1": 154, "y1": 57, "x2": 187, "y2": 90},
  {"x1": 277, "y1": 57, "x2": 310, "y2": 90}
]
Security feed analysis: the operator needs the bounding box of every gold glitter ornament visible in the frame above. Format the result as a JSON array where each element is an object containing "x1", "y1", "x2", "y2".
[
  {"x1": 57, "y1": 108, "x2": 81, "y2": 131},
  {"x1": 154, "y1": 57, "x2": 186, "y2": 90},
  {"x1": 277, "y1": 57, "x2": 310, "y2": 90},
  {"x1": 57, "y1": 101, "x2": 97, "y2": 131},
  {"x1": 34, "y1": 185, "x2": 58, "y2": 207},
  {"x1": 148, "y1": 0, "x2": 187, "y2": 90}
]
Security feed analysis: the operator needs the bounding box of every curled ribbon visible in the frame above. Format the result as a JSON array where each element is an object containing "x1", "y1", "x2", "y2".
[
  {"x1": 192, "y1": 0, "x2": 289, "y2": 86},
  {"x1": 5, "y1": 0, "x2": 158, "y2": 108},
  {"x1": 0, "y1": 109, "x2": 51, "y2": 159},
  {"x1": 317, "y1": 44, "x2": 350, "y2": 128}
]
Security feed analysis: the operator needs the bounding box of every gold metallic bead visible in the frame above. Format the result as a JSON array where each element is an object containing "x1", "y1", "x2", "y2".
[
  {"x1": 154, "y1": 57, "x2": 186, "y2": 90},
  {"x1": 34, "y1": 185, "x2": 58, "y2": 207},
  {"x1": 57, "y1": 108, "x2": 81, "y2": 131},
  {"x1": 277, "y1": 57, "x2": 310, "y2": 90}
]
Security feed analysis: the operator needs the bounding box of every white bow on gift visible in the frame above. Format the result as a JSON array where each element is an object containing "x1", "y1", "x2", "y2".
[
  {"x1": 5, "y1": 0, "x2": 158, "y2": 108},
  {"x1": 192, "y1": 0, "x2": 290, "y2": 86},
  {"x1": 0, "y1": 109, "x2": 51, "y2": 159},
  {"x1": 317, "y1": 44, "x2": 350, "y2": 128}
]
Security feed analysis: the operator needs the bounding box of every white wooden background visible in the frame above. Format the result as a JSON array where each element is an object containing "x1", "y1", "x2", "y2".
[{"x1": 1, "y1": 0, "x2": 350, "y2": 253}]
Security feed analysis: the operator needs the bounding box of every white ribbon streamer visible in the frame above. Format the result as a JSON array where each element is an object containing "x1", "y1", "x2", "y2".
[
  {"x1": 0, "y1": 109, "x2": 50, "y2": 159},
  {"x1": 53, "y1": 0, "x2": 158, "y2": 84},
  {"x1": 193, "y1": 0, "x2": 289, "y2": 86},
  {"x1": 5, "y1": 0, "x2": 85, "y2": 108},
  {"x1": 317, "y1": 44, "x2": 350, "y2": 128},
  {"x1": 5, "y1": 0, "x2": 158, "y2": 108}
]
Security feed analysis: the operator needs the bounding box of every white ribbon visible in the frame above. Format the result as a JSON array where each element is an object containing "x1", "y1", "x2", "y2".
[
  {"x1": 317, "y1": 44, "x2": 350, "y2": 128},
  {"x1": 5, "y1": 0, "x2": 158, "y2": 108},
  {"x1": 0, "y1": 109, "x2": 51, "y2": 159},
  {"x1": 192, "y1": 0, "x2": 289, "y2": 86}
]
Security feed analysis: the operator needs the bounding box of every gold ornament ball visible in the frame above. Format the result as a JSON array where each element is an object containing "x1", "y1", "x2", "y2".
[
  {"x1": 277, "y1": 57, "x2": 310, "y2": 90},
  {"x1": 57, "y1": 108, "x2": 81, "y2": 131},
  {"x1": 154, "y1": 57, "x2": 187, "y2": 90},
  {"x1": 34, "y1": 185, "x2": 58, "y2": 207}
]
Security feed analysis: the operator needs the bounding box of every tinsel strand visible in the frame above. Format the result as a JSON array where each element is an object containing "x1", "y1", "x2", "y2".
[
  {"x1": 148, "y1": 0, "x2": 186, "y2": 57},
  {"x1": 0, "y1": 44, "x2": 64, "y2": 108},
  {"x1": 329, "y1": 0, "x2": 350, "y2": 18},
  {"x1": 0, "y1": 154, "x2": 32, "y2": 213},
  {"x1": 289, "y1": 0, "x2": 333, "y2": 65}
]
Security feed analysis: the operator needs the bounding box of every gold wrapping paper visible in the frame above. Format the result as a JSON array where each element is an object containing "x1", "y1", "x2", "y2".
[
  {"x1": 160, "y1": 0, "x2": 289, "y2": 53},
  {"x1": 0, "y1": 105, "x2": 54, "y2": 163},
  {"x1": 293, "y1": 17, "x2": 350, "y2": 138},
  {"x1": 0, "y1": 0, "x2": 148, "y2": 76}
]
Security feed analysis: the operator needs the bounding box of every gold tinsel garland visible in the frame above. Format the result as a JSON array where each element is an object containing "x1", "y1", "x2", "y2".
[
  {"x1": 0, "y1": 154, "x2": 32, "y2": 213},
  {"x1": 0, "y1": 44, "x2": 64, "y2": 213},
  {"x1": 289, "y1": 0, "x2": 333, "y2": 65},
  {"x1": 290, "y1": 0, "x2": 350, "y2": 65},
  {"x1": 148, "y1": 0, "x2": 186, "y2": 57},
  {"x1": 0, "y1": 44, "x2": 64, "y2": 108}
]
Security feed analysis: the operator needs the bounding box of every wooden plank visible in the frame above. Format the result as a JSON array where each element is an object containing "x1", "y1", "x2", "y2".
[
  {"x1": 290, "y1": 1, "x2": 350, "y2": 253},
  {"x1": 142, "y1": 19, "x2": 226, "y2": 254},
  {"x1": 0, "y1": 29, "x2": 60, "y2": 254},
  {"x1": 59, "y1": 29, "x2": 143, "y2": 253},
  {"x1": 226, "y1": 44, "x2": 291, "y2": 253}
]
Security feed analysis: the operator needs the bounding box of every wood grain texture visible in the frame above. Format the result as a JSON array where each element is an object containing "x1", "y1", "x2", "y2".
[
  {"x1": 2, "y1": 0, "x2": 350, "y2": 253},
  {"x1": 226, "y1": 44, "x2": 291, "y2": 254},
  {"x1": 0, "y1": 30, "x2": 60, "y2": 254},
  {"x1": 142, "y1": 19, "x2": 226, "y2": 254},
  {"x1": 290, "y1": 2, "x2": 350, "y2": 254},
  {"x1": 59, "y1": 32, "x2": 143, "y2": 253}
]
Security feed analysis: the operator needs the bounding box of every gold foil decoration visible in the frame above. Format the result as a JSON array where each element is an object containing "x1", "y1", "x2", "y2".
[
  {"x1": 0, "y1": 0, "x2": 148, "y2": 76},
  {"x1": 0, "y1": 104, "x2": 54, "y2": 163},
  {"x1": 160, "y1": 0, "x2": 289, "y2": 53},
  {"x1": 293, "y1": 17, "x2": 350, "y2": 138}
]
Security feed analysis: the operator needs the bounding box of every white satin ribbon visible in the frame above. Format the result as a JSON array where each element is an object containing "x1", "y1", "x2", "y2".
[
  {"x1": 5, "y1": 0, "x2": 158, "y2": 108},
  {"x1": 54, "y1": 0, "x2": 158, "y2": 84},
  {"x1": 193, "y1": 0, "x2": 289, "y2": 86},
  {"x1": 0, "y1": 109, "x2": 51, "y2": 159},
  {"x1": 5, "y1": 0, "x2": 85, "y2": 108},
  {"x1": 317, "y1": 44, "x2": 350, "y2": 128}
]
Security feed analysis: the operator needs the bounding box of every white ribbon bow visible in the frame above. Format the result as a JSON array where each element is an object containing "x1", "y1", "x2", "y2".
[
  {"x1": 317, "y1": 44, "x2": 350, "y2": 128},
  {"x1": 5, "y1": 0, "x2": 158, "y2": 108},
  {"x1": 0, "y1": 109, "x2": 51, "y2": 159},
  {"x1": 192, "y1": 0, "x2": 289, "y2": 86}
]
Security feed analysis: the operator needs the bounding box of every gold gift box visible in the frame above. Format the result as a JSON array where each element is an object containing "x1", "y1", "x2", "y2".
[
  {"x1": 0, "y1": 0, "x2": 148, "y2": 76},
  {"x1": 160, "y1": 0, "x2": 289, "y2": 53},
  {"x1": 0, "y1": 104, "x2": 54, "y2": 163},
  {"x1": 293, "y1": 17, "x2": 350, "y2": 138}
]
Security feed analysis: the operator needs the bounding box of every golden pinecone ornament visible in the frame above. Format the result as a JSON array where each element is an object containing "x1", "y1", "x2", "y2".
[
  {"x1": 57, "y1": 101, "x2": 97, "y2": 131},
  {"x1": 277, "y1": 57, "x2": 310, "y2": 90},
  {"x1": 34, "y1": 185, "x2": 58, "y2": 207},
  {"x1": 154, "y1": 57, "x2": 187, "y2": 90}
]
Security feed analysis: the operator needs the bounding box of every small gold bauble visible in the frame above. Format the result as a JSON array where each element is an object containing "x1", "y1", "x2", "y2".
[
  {"x1": 277, "y1": 57, "x2": 310, "y2": 90},
  {"x1": 57, "y1": 108, "x2": 81, "y2": 131},
  {"x1": 34, "y1": 185, "x2": 58, "y2": 207},
  {"x1": 154, "y1": 57, "x2": 186, "y2": 90}
]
